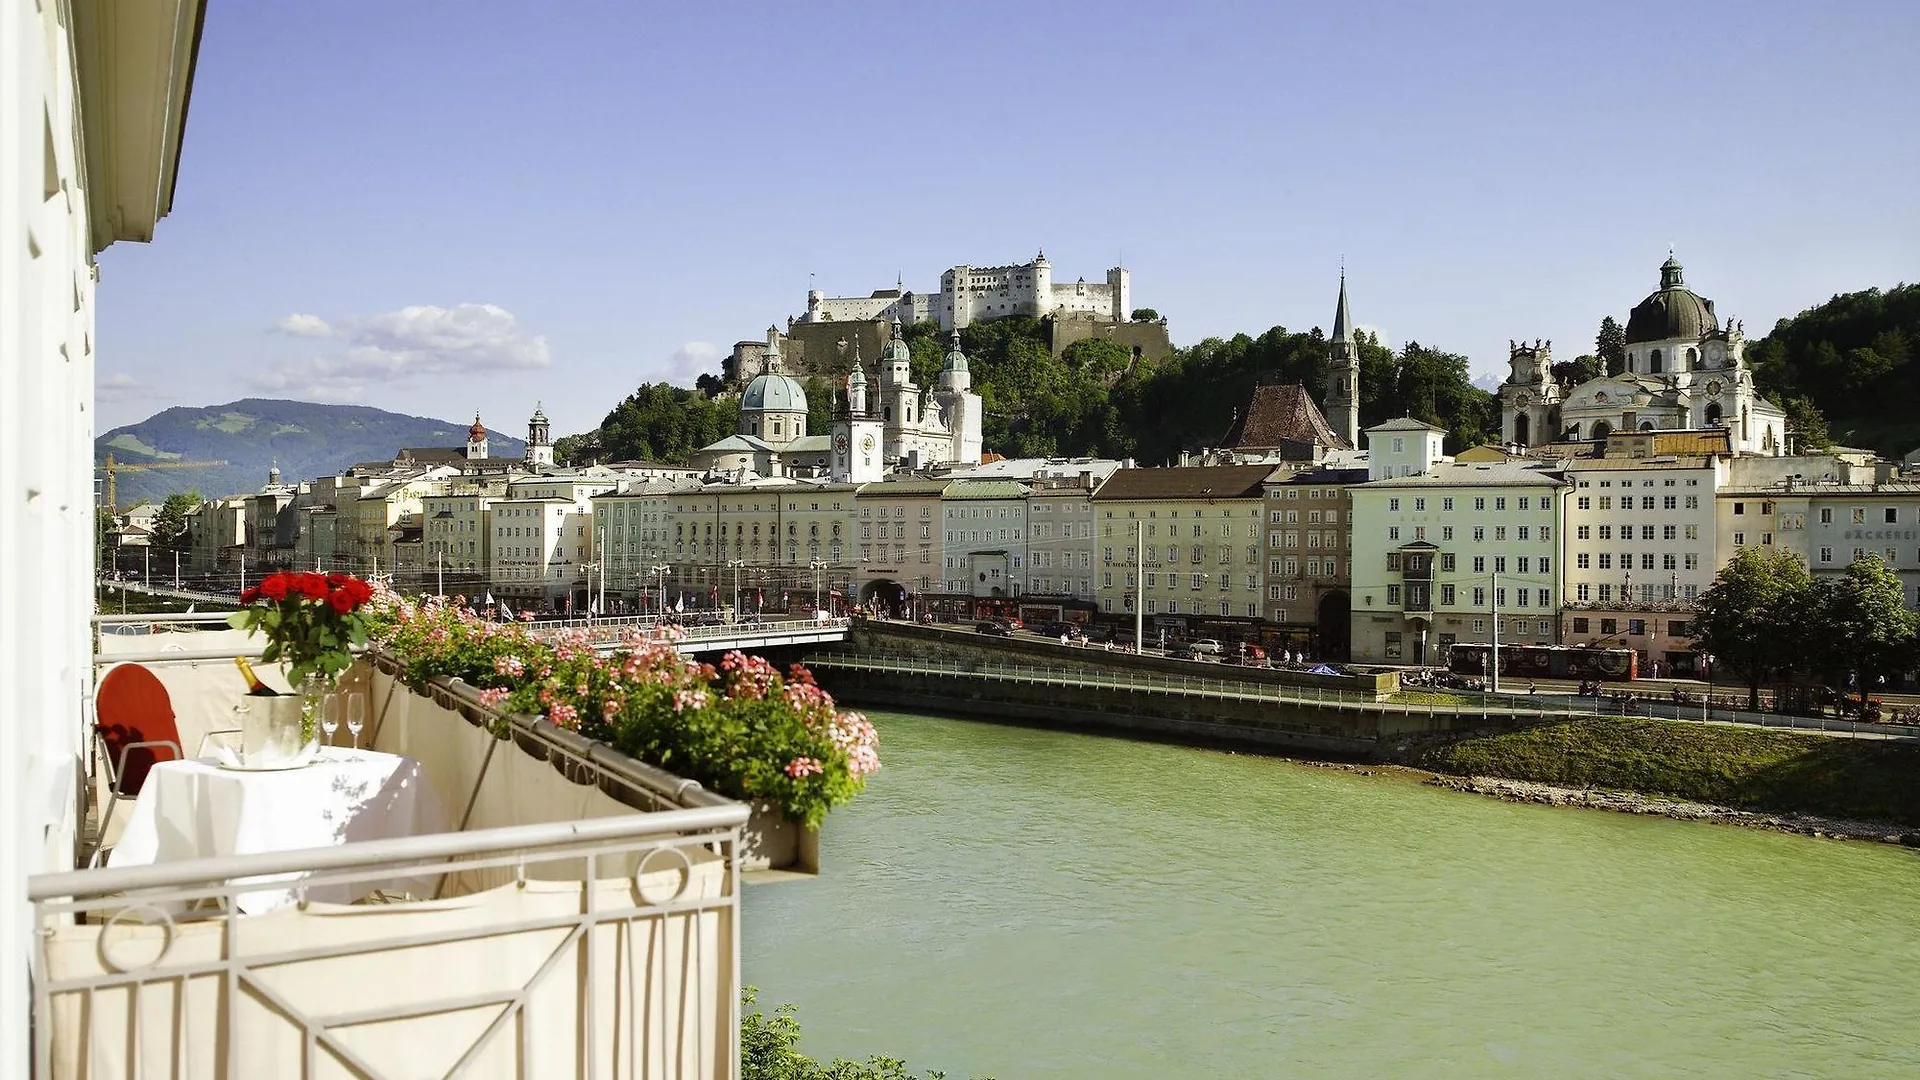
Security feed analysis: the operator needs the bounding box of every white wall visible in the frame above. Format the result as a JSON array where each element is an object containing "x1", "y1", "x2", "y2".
[{"x1": 2, "y1": 3, "x2": 94, "y2": 1065}]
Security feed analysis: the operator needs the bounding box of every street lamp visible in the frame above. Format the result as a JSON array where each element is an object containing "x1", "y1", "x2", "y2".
[
  {"x1": 650, "y1": 563, "x2": 670, "y2": 615},
  {"x1": 726, "y1": 559, "x2": 745, "y2": 623},
  {"x1": 809, "y1": 559, "x2": 827, "y2": 617}
]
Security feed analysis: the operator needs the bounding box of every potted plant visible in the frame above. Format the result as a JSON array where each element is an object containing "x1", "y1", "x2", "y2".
[{"x1": 229, "y1": 572, "x2": 377, "y2": 758}]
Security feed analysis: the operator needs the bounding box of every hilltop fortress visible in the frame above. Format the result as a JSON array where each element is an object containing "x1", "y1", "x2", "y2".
[{"x1": 726, "y1": 251, "x2": 1172, "y2": 386}]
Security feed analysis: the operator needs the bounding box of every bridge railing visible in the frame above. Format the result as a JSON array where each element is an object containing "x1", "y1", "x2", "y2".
[{"x1": 528, "y1": 616, "x2": 852, "y2": 648}]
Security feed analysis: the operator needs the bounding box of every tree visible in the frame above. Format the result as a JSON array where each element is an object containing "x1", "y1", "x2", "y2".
[
  {"x1": 1777, "y1": 395, "x2": 1832, "y2": 449},
  {"x1": 150, "y1": 492, "x2": 199, "y2": 555},
  {"x1": 1691, "y1": 546, "x2": 1813, "y2": 709},
  {"x1": 1552, "y1": 354, "x2": 1602, "y2": 386},
  {"x1": 1806, "y1": 556, "x2": 1917, "y2": 699},
  {"x1": 1595, "y1": 316, "x2": 1626, "y2": 376},
  {"x1": 694, "y1": 372, "x2": 726, "y2": 398},
  {"x1": 1129, "y1": 308, "x2": 1161, "y2": 322}
]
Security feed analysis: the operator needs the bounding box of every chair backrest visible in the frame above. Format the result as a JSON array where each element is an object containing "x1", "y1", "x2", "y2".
[{"x1": 95, "y1": 663, "x2": 181, "y2": 795}]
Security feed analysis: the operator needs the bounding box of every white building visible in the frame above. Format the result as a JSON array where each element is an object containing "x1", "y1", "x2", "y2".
[
  {"x1": 3, "y1": 3, "x2": 204, "y2": 1068},
  {"x1": 941, "y1": 481, "x2": 1030, "y2": 599},
  {"x1": 1500, "y1": 255, "x2": 1788, "y2": 455},
  {"x1": 1021, "y1": 473, "x2": 1102, "y2": 610},
  {"x1": 1561, "y1": 445, "x2": 1727, "y2": 675},
  {"x1": 1349, "y1": 462, "x2": 1569, "y2": 664},
  {"x1": 800, "y1": 251, "x2": 1133, "y2": 332},
  {"x1": 1366, "y1": 417, "x2": 1449, "y2": 480},
  {"x1": 830, "y1": 319, "x2": 983, "y2": 480}
]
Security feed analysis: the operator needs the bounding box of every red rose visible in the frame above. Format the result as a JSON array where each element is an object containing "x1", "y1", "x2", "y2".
[
  {"x1": 328, "y1": 591, "x2": 356, "y2": 614},
  {"x1": 327, "y1": 572, "x2": 352, "y2": 591},
  {"x1": 344, "y1": 578, "x2": 374, "y2": 606},
  {"x1": 258, "y1": 575, "x2": 290, "y2": 601},
  {"x1": 240, "y1": 587, "x2": 260, "y2": 604},
  {"x1": 297, "y1": 573, "x2": 328, "y2": 600}
]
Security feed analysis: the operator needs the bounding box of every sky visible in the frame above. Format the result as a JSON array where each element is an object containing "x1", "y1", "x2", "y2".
[{"x1": 95, "y1": 0, "x2": 1920, "y2": 440}]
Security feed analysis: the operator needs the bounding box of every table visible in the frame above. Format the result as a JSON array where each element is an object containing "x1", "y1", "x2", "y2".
[{"x1": 107, "y1": 747, "x2": 449, "y2": 913}]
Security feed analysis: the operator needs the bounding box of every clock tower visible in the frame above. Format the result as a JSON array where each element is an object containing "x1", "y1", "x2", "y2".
[{"x1": 831, "y1": 349, "x2": 886, "y2": 483}]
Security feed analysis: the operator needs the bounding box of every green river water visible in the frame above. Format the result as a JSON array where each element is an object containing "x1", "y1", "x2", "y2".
[{"x1": 743, "y1": 711, "x2": 1920, "y2": 1079}]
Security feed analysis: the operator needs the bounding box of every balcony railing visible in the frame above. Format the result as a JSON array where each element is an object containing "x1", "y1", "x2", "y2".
[{"x1": 48, "y1": 628, "x2": 751, "y2": 1080}]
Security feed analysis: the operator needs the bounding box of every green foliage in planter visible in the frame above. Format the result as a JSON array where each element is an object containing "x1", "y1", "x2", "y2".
[
  {"x1": 368, "y1": 595, "x2": 878, "y2": 827},
  {"x1": 742, "y1": 988, "x2": 994, "y2": 1080}
]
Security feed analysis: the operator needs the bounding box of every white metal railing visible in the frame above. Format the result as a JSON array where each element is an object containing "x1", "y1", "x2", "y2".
[
  {"x1": 30, "y1": 807, "x2": 746, "y2": 1080},
  {"x1": 529, "y1": 615, "x2": 851, "y2": 647},
  {"x1": 806, "y1": 651, "x2": 1920, "y2": 738}
]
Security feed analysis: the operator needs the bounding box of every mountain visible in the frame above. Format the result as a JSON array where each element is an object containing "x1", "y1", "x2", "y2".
[{"x1": 96, "y1": 398, "x2": 526, "y2": 506}]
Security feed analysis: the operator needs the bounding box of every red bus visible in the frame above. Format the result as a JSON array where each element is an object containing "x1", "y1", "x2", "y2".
[{"x1": 1447, "y1": 642, "x2": 1638, "y2": 681}]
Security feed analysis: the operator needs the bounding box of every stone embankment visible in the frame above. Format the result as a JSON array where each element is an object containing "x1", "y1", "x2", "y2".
[{"x1": 1424, "y1": 774, "x2": 1919, "y2": 846}]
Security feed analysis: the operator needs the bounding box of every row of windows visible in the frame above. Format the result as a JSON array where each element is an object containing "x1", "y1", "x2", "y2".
[
  {"x1": 1269, "y1": 509, "x2": 1342, "y2": 524},
  {"x1": 1385, "y1": 495, "x2": 1551, "y2": 513},
  {"x1": 1571, "y1": 616, "x2": 1691, "y2": 636},
  {"x1": 1577, "y1": 524, "x2": 1697, "y2": 541},
  {"x1": 1576, "y1": 495, "x2": 1700, "y2": 511},
  {"x1": 1574, "y1": 478, "x2": 1700, "y2": 488},
  {"x1": 1271, "y1": 488, "x2": 1344, "y2": 500},
  {"x1": 1387, "y1": 525, "x2": 1552, "y2": 543},
  {"x1": 1573, "y1": 584, "x2": 1699, "y2": 602},
  {"x1": 1574, "y1": 552, "x2": 1699, "y2": 571},
  {"x1": 1268, "y1": 557, "x2": 1342, "y2": 577},
  {"x1": 1109, "y1": 598, "x2": 1263, "y2": 618}
]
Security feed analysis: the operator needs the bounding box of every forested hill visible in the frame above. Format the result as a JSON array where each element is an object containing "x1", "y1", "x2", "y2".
[
  {"x1": 581, "y1": 317, "x2": 1498, "y2": 466},
  {"x1": 1747, "y1": 283, "x2": 1920, "y2": 455},
  {"x1": 97, "y1": 399, "x2": 526, "y2": 505}
]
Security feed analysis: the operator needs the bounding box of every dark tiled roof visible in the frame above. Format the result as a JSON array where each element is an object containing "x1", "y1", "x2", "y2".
[
  {"x1": 1092, "y1": 464, "x2": 1277, "y2": 501},
  {"x1": 394, "y1": 447, "x2": 468, "y2": 465},
  {"x1": 1222, "y1": 383, "x2": 1351, "y2": 452}
]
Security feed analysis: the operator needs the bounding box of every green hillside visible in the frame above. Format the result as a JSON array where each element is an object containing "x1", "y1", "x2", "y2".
[
  {"x1": 587, "y1": 316, "x2": 1497, "y2": 466},
  {"x1": 97, "y1": 398, "x2": 526, "y2": 506},
  {"x1": 1748, "y1": 283, "x2": 1920, "y2": 456}
]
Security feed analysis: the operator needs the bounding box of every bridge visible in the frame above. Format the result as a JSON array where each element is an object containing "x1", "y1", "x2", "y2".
[{"x1": 528, "y1": 615, "x2": 852, "y2": 655}]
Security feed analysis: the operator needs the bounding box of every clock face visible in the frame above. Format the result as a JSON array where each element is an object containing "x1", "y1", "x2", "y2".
[
  {"x1": 1705, "y1": 380, "x2": 1723, "y2": 396},
  {"x1": 860, "y1": 434, "x2": 875, "y2": 452},
  {"x1": 834, "y1": 434, "x2": 849, "y2": 454}
]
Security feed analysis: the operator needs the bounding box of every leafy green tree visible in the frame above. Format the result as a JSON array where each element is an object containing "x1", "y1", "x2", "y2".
[
  {"x1": 551, "y1": 432, "x2": 595, "y2": 465},
  {"x1": 1129, "y1": 308, "x2": 1161, "y2": 322},
  {"x1": 150, "y1": 492, "x2": 199, "y2": 554},
  {"x1": 1777, "y1": 395, "x2": 1832, "y2": 449},
  {"x1": 1747, "y1": 283, "x2": 1920, "y2": 454},
  {"x1": 1692, "y1": 546, "x2": 1814, "y2": 709},
  {"x1": 1806, "y1": 556, "x2": 1917, "y2": 696},
  {"x1": 1553, "y1": 354, "x2": 1603, "y2": 386},
  {"x1": 596, "y1": 383, "x2": 739, "y2": 464},
  {"x1": 1595, "y1": 316, "x2": 1626, "y2": 376}
]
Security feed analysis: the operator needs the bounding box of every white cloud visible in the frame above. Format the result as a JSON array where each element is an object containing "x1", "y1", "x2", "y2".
[
  {"x1": 660, "y1": 341, "x2": 722, "y2": 385},
  {"x1": 96, "y1": 372, "x2": 143, "y2": 401},
  {"x1": 255, "y1": 303, "x2": 551, "y2": 399},
  {"x1": 276, "y1": 313, "x2": 335, "y2": 337}
]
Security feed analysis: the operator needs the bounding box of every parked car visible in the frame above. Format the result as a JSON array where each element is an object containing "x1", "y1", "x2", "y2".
[
  {"x1": 1190, "y1": 638, "x2": 1225, "y2": 656},
  {"x1": 1167, "y1": 643, "x2": 1199, "y2": 660},
  {"x1": 1041, "y1": 621, "x2": 1084, "y2": 640},
  {"x1": 975, "y1": 620, "x2": 1013, "y2": 637}
]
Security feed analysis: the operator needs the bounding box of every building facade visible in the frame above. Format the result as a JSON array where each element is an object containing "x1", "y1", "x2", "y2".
[
  {"x1": 853, "y1": 478, "x2": 947, "y2": 615},
  {"x1": 1090, "y1": 466, "x2": 1273, "y2": 640},
  {"x1": 1262, "y1": 466, "x2": 1366, "y2": 657},
  {"x1": 1349, "y1": 462, "x2": 1568, "y2": 665}
]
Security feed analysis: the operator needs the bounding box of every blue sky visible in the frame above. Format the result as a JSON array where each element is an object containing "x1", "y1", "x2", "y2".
[{"x1": 95, "y1": 0, "x2": 1919, "y2": 440}]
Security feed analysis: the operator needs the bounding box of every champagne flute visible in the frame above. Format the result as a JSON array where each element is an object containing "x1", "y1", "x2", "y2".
[
  {"x1": 346, "y1": 693, "x2": 367, "y2": 752},
  {"x1": 321, "y1": 691, "x2": 341, "y2": 748}
]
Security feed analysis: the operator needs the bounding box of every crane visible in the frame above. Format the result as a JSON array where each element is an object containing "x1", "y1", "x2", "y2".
[{"x1": 99, "y1": 452, "x2": 228, "y2": 509}]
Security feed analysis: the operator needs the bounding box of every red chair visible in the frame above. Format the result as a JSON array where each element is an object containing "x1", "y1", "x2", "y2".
[{"x1": 93, "y1": 663, "x2": 184, "y2": 858}]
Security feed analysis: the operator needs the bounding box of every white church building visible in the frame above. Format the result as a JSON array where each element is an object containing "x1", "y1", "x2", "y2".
[{"x1": 1498, "y1": 255, "x2": 1787, "y2": 456}]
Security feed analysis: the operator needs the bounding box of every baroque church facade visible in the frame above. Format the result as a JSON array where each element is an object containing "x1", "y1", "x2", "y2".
[
  {"x1": 1499, "y1": 255, "x2": 1786, "y2": 455},
  {"x1": 692, "y1": 318, "x2": 983, "y2": 482}
]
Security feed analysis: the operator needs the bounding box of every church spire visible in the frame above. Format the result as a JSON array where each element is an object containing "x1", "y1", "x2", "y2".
[
  {"x1": 1332, "y1": 270, "x2": 1354, "y2": 344},
  {"x1": 1324, "y1": 270, "x2": 1360, "y2": 449}
]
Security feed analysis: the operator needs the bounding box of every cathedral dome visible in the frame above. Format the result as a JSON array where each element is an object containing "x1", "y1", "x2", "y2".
[
  {"x1": 742, "y1": 371, "x2": 808, "y2": 413},
  {"x1": 1625, "y1": 255, "x2": 1718, "y2": 344}
]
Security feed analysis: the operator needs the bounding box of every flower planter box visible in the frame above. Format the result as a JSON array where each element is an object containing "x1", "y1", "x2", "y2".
[{"x1": 741, "y1": 800, "x2": 820, "y2": 875}]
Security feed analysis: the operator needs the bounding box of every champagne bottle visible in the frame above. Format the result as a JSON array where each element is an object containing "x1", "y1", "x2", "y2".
[{"x1": 234, "y1": 656, "x2": 280, "y2": 696}]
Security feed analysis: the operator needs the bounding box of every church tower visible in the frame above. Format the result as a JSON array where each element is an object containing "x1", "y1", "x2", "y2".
[
  {"x1": 1325, "y1": 273, "x2": 1361, "y2": 448},
  {"x1": 465, "y1": 413, "x2": 489, "y2": 460},
  {"x1": 525, "y1": 403, "x2": 553, "y2": 467},
  {"x1": 936, "y1": 331, "x2": 983, "y2": 465},
  {"x1": 878, "y1": 314, "x2": 920, "y2": 461},
  {"x1": 831, "y1": 342, "x2": 885, "y2": 483}
]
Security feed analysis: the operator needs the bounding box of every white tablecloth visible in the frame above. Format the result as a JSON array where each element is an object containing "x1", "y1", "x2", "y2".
[{"x1": 107, "y1": 747, "x2": 449, "y2": 913}]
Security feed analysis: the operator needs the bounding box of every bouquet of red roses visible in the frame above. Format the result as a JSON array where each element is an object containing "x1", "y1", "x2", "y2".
[{"x1": 230, "y1": 572, "x2": 377, "y2": 685}]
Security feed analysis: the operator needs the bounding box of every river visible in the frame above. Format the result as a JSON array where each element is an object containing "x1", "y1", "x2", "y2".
[{"x1": 743, "y1": 710, "x2": 1920, "y2": 1079}]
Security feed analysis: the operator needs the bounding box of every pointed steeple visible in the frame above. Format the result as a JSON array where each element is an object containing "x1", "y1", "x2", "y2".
[{"x1": 1332, "y1": 271, "x2": 1354, "y2": 344}]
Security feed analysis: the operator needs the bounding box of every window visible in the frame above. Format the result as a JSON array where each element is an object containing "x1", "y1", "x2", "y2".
[
  {"x1": 1389, "y1": 498, "x2": 1400, "y2": 512},
  {"x1": 1388, "y1": 527, "x2": 1400, "y2": 541},
  {"x1": 1387, "y1": 585, "x2": 1402, "y2": 605},
  {"x1": 1599, "y1": 553, "x2": 1612, "y2": 570},
  {"x1": 1441, "y1": 554, "x2": 1456, "y2": 572},
  {"x1": 1733, "y1": 533, "x2": 1745, "y2": 547},
  {"x1": 1888, "y1": 508, "x2": 1901, "y2": 524},
  {"x1": 1472, "y1": 556, "x2": 1485, "y2": 573},
  {"x1": 1819, "y1": 547, "x2": 1833, "y2": 563},
  {"x1": 1384, "y1": 632, "x2": 1403, "y2": 658},
  {"x1": 1518, "y1": 526, "x2": 1530, "y2": 540},
  {"x1": 1441, "y1": 584, "x2": 1456, "y2": 605},
  {"x1": 1577, "y1": 525, "x2": 1591, "y2": 539},
  {"x1": 1853, "y1": 508, "x2": 1867, "y2": 524},
  {"x1": 1442, "y1": 526, "x2": 1454, "y2": 541},
  {"x1": 1494, "y1": 526, "x2": 1507, "y2": 541},
  {"x1": 1663, "y1": 496, "x2": 1677, "y2": 510},
  {"x1": 1599, "y1": 497, "x2": 1611, "y2": 511},
  {"x1": 1495, "y1": 498, "x2": 1507, "y2": 511},
  {"x1": 1573, "y1": 617, "x2": 1590, "y2": 633},
  {"x1": 1472, "y1": 618, "x2": 1486, "y2": 634},
  {"x1": 1577, "y1": 496, "x2": 1592, "y2": 510},
  {"x1": 1442, "y1": 498, "x2": 1454, "y2": 511},
  {"x1": 1494, "y1": 556, "x2": 1508, "y2": 573},
  {"x1": 1820, "y1": 507, "x2": 1833, "y2": 524},
  {"x1": 1686, "y1": 495, "x2": 1699, "y2": 509},
  {"x1": 1473, "y1": 526, "x2": 1485, "y2": 542},
  {"x1": 1474, "y1": 498, "x2": 1486, "y2": 511}
]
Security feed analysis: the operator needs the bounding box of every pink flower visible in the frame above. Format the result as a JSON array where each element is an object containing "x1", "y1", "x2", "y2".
[
  {"x1": 476, "y1": 687, "x2": 510, "y2": 709},
  {"x1": 783, "y1": 756, "x2": 824, "y2": 779}
]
